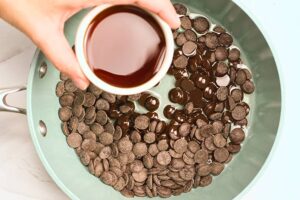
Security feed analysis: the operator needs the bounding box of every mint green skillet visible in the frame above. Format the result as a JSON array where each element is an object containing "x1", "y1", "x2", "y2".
[{"x1": 0, "y1": 0, "x2": 281, "y2": 199}]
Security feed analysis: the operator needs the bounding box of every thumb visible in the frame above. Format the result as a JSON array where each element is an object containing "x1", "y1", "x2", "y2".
[{"x1": 35, "y1": 29, "x2": 89, "y2": 90}]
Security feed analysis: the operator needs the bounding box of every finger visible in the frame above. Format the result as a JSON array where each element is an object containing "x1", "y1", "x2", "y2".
[
  {"x1": 82, "y1": 0, "x2": 180, "y2": 29},
  {"x1": 34, "y1": 29, "x2": 89, "y2": 90},
  {"x1": 135, "y1": 0, "x2": 180, "y2": 29}
]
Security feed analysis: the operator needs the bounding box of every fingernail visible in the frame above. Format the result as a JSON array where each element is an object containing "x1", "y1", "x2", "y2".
[
  {"x1": 174, "y1": 14, "x2": 181, "y2": 29},
  {"x1": 75, "y1": 78, "x2": 89, "y2": 90}
]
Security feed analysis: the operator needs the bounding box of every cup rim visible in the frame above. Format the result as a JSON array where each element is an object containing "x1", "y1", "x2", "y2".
[{"x1": 75, "y1": 4, "x2": 174, "y2": 95}]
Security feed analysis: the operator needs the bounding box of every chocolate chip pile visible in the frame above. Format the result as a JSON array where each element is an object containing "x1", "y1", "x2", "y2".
[{"x1": 56, "y1": 3, "x2": 255, "y2": 198}]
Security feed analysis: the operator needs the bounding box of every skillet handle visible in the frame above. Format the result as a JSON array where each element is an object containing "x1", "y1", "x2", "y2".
[{"x1": 0, "y1": 87, "x2": 27, "y2": 115}]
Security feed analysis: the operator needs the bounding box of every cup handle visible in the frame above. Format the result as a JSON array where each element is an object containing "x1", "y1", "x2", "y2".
[{"x1": 0, "y1": 86, "x2": 27, "y2": 115}]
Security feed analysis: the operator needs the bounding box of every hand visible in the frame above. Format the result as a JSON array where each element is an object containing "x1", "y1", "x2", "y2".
[{"x1": 0, "y1": 0, "x2": 180, "y2": 89}]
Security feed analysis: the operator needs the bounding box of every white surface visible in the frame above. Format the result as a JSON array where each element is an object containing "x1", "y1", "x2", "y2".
[{"x1": 0, "y1": 0, "x2": 299, "y2": 199}]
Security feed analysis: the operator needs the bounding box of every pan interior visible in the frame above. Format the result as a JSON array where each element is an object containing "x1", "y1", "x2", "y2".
[{"x1": 27, "y1": 0, "x2": 281, "y2": 199}]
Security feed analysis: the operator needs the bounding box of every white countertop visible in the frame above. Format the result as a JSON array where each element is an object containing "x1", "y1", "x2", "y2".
[{"x1": 0, "y1": 0, "x2": 299, "y2": 199}]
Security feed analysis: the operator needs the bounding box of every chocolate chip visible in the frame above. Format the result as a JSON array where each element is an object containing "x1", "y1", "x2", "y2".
[
  {"x1": 60, "y1": 73, "x2": 68, "y2": 81},
  {"x1": 174, "y1": 3, "x2": 188, "y2": 15},
  {"x1": 96, "y1": 110, "x2": 108, "y2": 125},
  {"x1": 184, "y1": 29, "x2": 197, "y2": 42},
  {"x1": 88, "y1": 84, "x2": 103, "y2": 97},
  {"x1": 59, "y1": 107, "x2": 72, "y2": 121},
  {"x1": 84, "y1": 92, "x2": 96, "y2": 107},
  {"x1": 65, "y1": 79, "x2": 77, "y2": 93},
  {"x1": 72, "y1": 105, "x2": 83, "y2": 118},
  {"x1": 163, "y1": 105, "x2": 176, "y2": 119},
  {"x1": 179, "y1": 167, "x2": 195, "y2": 181},
  {"x1": 100, "y1": 171, "x2": 118, "y2": 186},
  {"x1": 194, "y1": 149, "x2": 208, "y2": 164},
  {"x1": 215, "y1": 47, "x2": 228, "y2": 61},
  {"x1": 188, "y1": 141, "x2": 200, "y2": 153},
  {"x1": 193, "y1": 17, "x2": 209, "y2": 33},
  {"x1": 99, "y1": 132, "x2": 113, "y2": 145},
  {"x1": 174, "y1": 138, "x2": 188, "y2": 154},
  {"x1": 99, "y1": 146, "x2": 112, "y2": 159},
  {"x1": 59, "y1": 94, "x2": 74, "y2": 107},
  {"x1": 85, "y1": 106, "x2": 96, "y2": 120},
  {"x1": 205, "y1": 32, "x2": 219, "y2": 49},
  {"x1": 176, "y1": 33, "x2": 187, "y2": 46},
  {"x1": 235, "y1": 69, "x2": 247, "y2": 85},
  {"x1": 143, "y1": 154, "x2": 154, "y2": 169},
  {"x1": 118, "y1": 137, "x2": 133, "y2": 153},
  {"x1": 219, "y1": 33, "x2": 233, "y2": 47},
  {"x1": 169, "y1": 87, "x2": 185, "y2": 104},
  {"x1": 199, "y1": 175, "x2": 212, "y2": 187},
  {"x1": 174, "y1": 110, "x2": 188, "y2": 123},
  {"x1": 157, "y1": 139, "x2": 169, "y2": 151},
  {"x1": 190, "y1": 89, "x2": 204, "y2": 108},
  {"x1": 180, "y1": 16, "x2": 192, "y2": 30},
  {"x1": 174, "y1": 68, "x2": 189, "y2": 80},
  {"x1": 130, "y1": 160, "x2": 144, "y2": 173},
  {"x1": 215, "y1": 102, "x2": 225, "y2": 113},
  {"x1": 173, "y1": 55, "x2": 188, "y2": 69},
  {"x1": 127, "y1": 93, "x2": 141, "y2": 102},
  {"x1": 133, "y1": 142, "x2": 148, "y2": 157},
  {"x1": 67, "y1": 133, "x2": 82, "y2": 148},
  {"x1": 178, "y1": 123, "x2": 191, "y2": 137},
  {"x1": 144, "y1": 96, "x2": 159, "y2": 112},
  {"x1": 144, "y1": 132, "x2": 156, "y2": 144},
  {"x1": 149, "y1": 144, "x2": 159, "y2": 156},
  {"x1": 157, "y1": 151, "x2": 171, "y2": 166},
  {"x1": 229, "y1": 67, "x2": 237, "y2": 83},
  {"x1": 214, "y1": 148, "x2": 229, "y2": 163},
  {"x1": 171, "y1": 158, "x2": 185, "y2": 169},
  {"x1": 105, "y1": 121, "x2": 115, "y2": 134},
  {"x1": 229, "y1": 128, "x2": 245, "y2": 144},
  {"x1": 216, "y1": 75, "x2": 231, "y2": 87},
  {"x1": 242, "y1": 80, "x2": 255, "y2": 94},
  {"x1": 213, "y1": 134, "x2": 227, "y2": 148},
  {"x1": 134, "y1": 115, "x2": 150, "y2": 130},
  {"x1": 194, "y1": 74, "x2": 210, "y2": 89},
  {"x1": 184, "y1": 102, "x2": 194, "y2": 114},
  {"x1": 114, "y1": 177, "x2": 126, "y2": 191},
  {"x1": 180, "y1": 78, "x2": 195, "y2": 92},
  {"x1": 226, "y1": 96, "x2": 236, "y2": 111},
  {"x1": 95, "y1": 98, "x2": 110, "y2": 111},
  {"x1": 102, "y1": 92, "x2": 116, "y2": 104},
  {"x1": 182, "y1": 41, "x2": 197, "y2": 56},
  {"x1": 69, "y1": 116, "x2": 79, "y2": 132},
  {"x1": 216, "y1": 86, "x2": 229, "y2": 101},
  {"x1": 129, "y1": 131, "x2": 141, "y2": 144},
  {"x1": 211, "y1": 162, "x2": 225, "y2": 176},
  {"x1": 215, "y1": 62, "x2": 229, "y2": 77},
  {"x1": 61, "y1": 122, "x2": 70, "y2": 136},
  {"x1": 56, "y1": 81, "x2": 65, "y2": 97},
  {"x1": 231, "y1": 89, "x2": 243, "y2": 102},
  {"x1": 198, "y1": 164, "x2": 211, "y2": 176},
  {"x1": 213, "y1": 26, "x2": 226, "y2": 33},
  {"x1": 199, "y1": 124, "x2": 215, "y2": 138},
  {"x1": 243, "y1": 68, "x2": 253, "y2": 79},
  {"x1": 231, "y1": 105, "x2": 247, "y2": 121},
  {"x1": 204, "y1": 136, "x2": 217, "y2": 151},
  {"x1": 228, "y1": 48, "x2": 240, "y2": 62},
  {"x1": 227, "y1": 143, "x2": 241, "y2": 153}
]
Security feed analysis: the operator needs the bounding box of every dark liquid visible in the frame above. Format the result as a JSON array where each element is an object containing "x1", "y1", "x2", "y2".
[{"x1": 85, "y1": 5, "x2": 166, "y2": 88}]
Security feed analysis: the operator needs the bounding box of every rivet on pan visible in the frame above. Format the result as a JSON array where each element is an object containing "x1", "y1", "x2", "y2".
[
  {"x1": 39, "y1": 61, "x2": 47, "y2": 78},
  {"x1": 39, "y1": 120, "x2": 47, "y2": 137}
]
